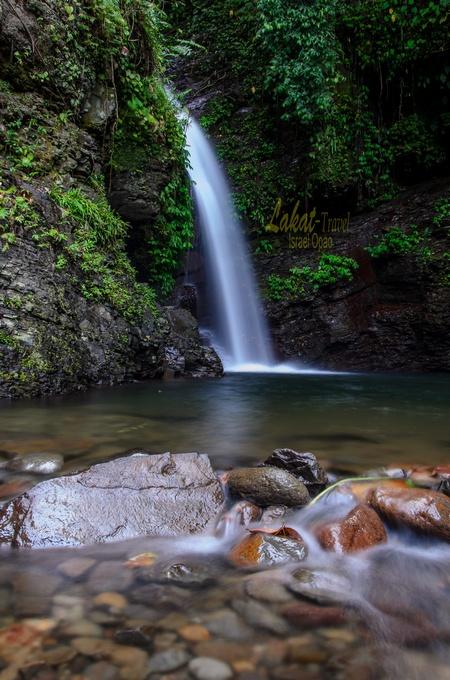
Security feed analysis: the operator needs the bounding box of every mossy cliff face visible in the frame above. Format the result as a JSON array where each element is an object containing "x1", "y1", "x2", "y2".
[{"x1": 0, "y1": 1, "x2": 221, "y2": 398}]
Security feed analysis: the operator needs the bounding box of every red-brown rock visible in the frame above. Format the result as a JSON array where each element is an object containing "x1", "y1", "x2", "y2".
[
  {"x1": 229, "y1": 527, "x2": 307, "y2": 568},
  {"x1": 367, "y1": 487, "x2": 450, "y2": 542},
  {"x1": 317, "y1": 504, "x2": 387, "y2": 554},
  {"x1": 281, "y1": 601, "x2": 346, "y2": 628}
]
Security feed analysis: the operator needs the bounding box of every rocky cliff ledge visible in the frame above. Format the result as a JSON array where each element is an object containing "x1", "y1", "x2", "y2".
[{"x1": 0, "y1": 1, "x2": 221, "y2": 398}]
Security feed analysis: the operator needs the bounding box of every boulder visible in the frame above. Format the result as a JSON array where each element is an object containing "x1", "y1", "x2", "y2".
[
  {"x1": 264, "y1": 449, "x2": 328, "y2": 496},
  {"x1": 226, "y1": 467, "x2": 309, "y2": 507},
  {"x1": 317, "y1": 504, "x2": 387, "y2": 553},
  {"x1": 367, "y1": 487, "x2": 450, "y2": 542},
  {"x1": 0, "y1": 452, "x2": 224, "y2": 548},
  {"x1": 229, "y1": 528, "x2": 307, "y2": 568}
]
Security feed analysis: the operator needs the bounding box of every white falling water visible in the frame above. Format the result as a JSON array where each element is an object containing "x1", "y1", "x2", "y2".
[{"x1": 185, "y1": 117, "x2": 275, "y2": 371}]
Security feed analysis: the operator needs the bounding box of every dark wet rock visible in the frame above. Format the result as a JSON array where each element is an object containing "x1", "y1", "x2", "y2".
[
  {"x1": 229, "y1": 528, "x2": 308, "y2": 568},
  {"x1": 189, "y1": 657, "x2": 233, "y2": 680},
  {"x1": 226, "y1": 467, "x2": 309, "y2": 507},
  {"x1": 288, "y1": 568, "x2": 353, "y2": 606},
  {"x1": 264, "y1": 449, "x2": 328, "y2": 496},
  {"x1": 232, "y1": 598, "x2": 289, "y2": 635},
  {"x1": 317, "y1": 504, "x2": 387, "y2": 553},
  {"x1": 147, "y1": 648, "x2": 190, "y2": 673},
  {"x1": 6, "y1": 452, "x2": 64, "y2": 475},
  {"x1": 114, "y1": 626, "x2": 154, "y2": 649},
  {"x1": 367, "y1": 487, "x2": 450, "y2": 541},
  {"x1": 281, "y1": 601, "x2": 346, "y2": 628},
  {"x1": 0, "y1": 452, "x2": 224, "y2": 548},
  {"x1": 130, "y1": 583, "x2": 191, "y2": 609},
  {"x1": 137, "y1": 558, "x2": 217, "y2": 588}
]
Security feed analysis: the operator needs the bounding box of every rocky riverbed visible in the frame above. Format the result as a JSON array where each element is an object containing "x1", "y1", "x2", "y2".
[{"x1": 0, "y1": 447, "x2": 449, "y2": 679}]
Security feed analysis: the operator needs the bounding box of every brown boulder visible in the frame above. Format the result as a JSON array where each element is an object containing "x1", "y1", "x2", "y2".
[
  {"x1": 367, "y1": 487, "x2": 450, "y2": 541},
  {"x1": 317, "y1": 504, "x2": 387, "y2": 553},
  {"x1": 229, "y1": 527, "x2": 307, "y2": 568}
]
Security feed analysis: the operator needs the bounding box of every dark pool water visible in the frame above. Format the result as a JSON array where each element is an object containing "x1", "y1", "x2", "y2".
[{"x1": 1, "y1": 372, "x2": 449, "y2": 472}]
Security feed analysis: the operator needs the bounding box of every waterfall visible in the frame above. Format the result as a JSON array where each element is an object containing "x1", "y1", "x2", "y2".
[{"x1": 185, "y1": 117, "x2": 275, "y2": 371}]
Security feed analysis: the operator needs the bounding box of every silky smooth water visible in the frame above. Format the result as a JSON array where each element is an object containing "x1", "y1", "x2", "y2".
[{"x1": 186, "y1": 118, "x2": 274, "y2": 369}]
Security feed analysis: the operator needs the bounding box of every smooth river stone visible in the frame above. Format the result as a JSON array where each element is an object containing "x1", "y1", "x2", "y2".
[
  {"x1": 226, "y1": 466, "x2": 309, "y2": 507},
  {"x1": 0, "y1": 452, "x2": 224, "y2": 548}
]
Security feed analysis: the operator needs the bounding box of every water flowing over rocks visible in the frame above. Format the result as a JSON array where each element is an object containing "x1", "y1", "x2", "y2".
[
  {"x1": 317, "y1": 504, "x2": 388, "y2": 553},
  {"x1": 225, "y1": 466, "x2": 309, "y2": 507},
  {"x1": 229, "y1": 528, "x2": 308, "y2": 568},
  {"x1": 0, "y1": 452, "x2": 224, "y2": 548},
  {"x1": 367, "y1": 487, "x2": 450, "y2": 541},
  {"x1": 264, "y1": 449, "x2": 328, "y2": 497}
]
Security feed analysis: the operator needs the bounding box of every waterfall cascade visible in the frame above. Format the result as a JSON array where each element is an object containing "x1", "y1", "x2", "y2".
[{"x1": 185, "y1": 117, "x2": 275, "y2": 371}]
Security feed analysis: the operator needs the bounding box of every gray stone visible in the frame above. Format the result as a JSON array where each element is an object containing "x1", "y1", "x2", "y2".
[
  {"x1": 232, "y1": 598, "x2": 289, "y2": 635},
  {"x1": 202, "y1": 608, "x2": 252, "y2": 641},
  {"x1": 188, "y1": 657, "x2": 233, "y2": 680},
  {"x1": 226, "y1": 467, "x2": 309, "y2": 507},
  {"x1": 0, "y1": 452, "x2": 224, "y2": 547},
  {"x1": 86, "y1": 561, "x2": 134, "y2": 593},
  {"x1": 57, "y1": 557, "x2": 96, "y2": 579},
  {"x1": 245, "y1": 577, "x2": 292, "y2": 604},
  {"x1": 148, "y1": 648, "x2": 190, "y2": 673}
]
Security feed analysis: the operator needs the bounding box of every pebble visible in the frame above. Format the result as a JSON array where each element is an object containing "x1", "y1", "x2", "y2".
[
  {"x1": 188, "y1": 657, "x2": 233, "y2": 680},
  {"x1": 57, "y1": 557, "x2": 96, "y2": 580},
  {"x1": 232, "y1": 598, "x2": 289, "y2": 635},
  {"x1": 245, "y1": 577, "x2": 292, "y2": 604},
  {"x1": 85, "y1": 661, "x2": 120, "y2": 680},
  {"x1": 194, "y1": 640, "x2": 252, "y2": 664},
  {"x1": 147, "y1": 648, "x2": 190, "y2": 673},
  {"x1": 179, "y1": 624, "x2": 211, "y2": 642},
  {"x1": 202, "y1": 608, "x2": 252, "y2": 641},
  {"x1": 93, "y1": 592, "x2": 127, "y2": 610},
  {"x1": 52, "y1": 594, "x2": 84, "y2": 622},
  {"x1": 59, "y1": 619, "x2": 102, "y2": 638},
  {"x1": 87, "y1": 561, "x2": 134, "y2": 593},
  {"x1": 281, "y1": 601, "x2": 346, "y2": 628}
]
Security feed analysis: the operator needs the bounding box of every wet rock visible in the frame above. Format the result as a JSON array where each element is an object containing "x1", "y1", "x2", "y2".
[
  {"x1": 317, "y1": 504, "x2": 387, "y2": 553},
  {"x1": 179, "y1": 624, "x2": 211, "y2": 642},
  {"x1": 281, "y1": 601, "x2": 346, "y2": 628},
  {"x1": 202, "y1": 609, "x2": 252, "y2": 641},
  {"x1": 194, "y1": 640, "x2": 253, "y2": 664},
  {"x1": 261, "y1": 505, "x2": 288, "y2": 524},
  {"x1": 147, "y1": 648, "x2": 190, "y2": 673},
  {"x1": 52, "y1": 594, "x2": 84, "y2": 622},
  {"x1": 288, "y1": 568, "x2": 353, "y2": 606},
  {"x1": 367, "y1": 487, "x2": 450, "y2": 541},
  {"x1": 13, "y1": 570, "x2": 63, "y2": 597},
  {"x1": 85, "y1": 661, "x2": 120, "y2": 680},
  {"x1": 245, "y1": 577, "x2": 292, "y2": 604},
  {"x1": 93, "y1": 591, "x2": 128, "y2": 610},
  {"x1": 57, "y1": 557, "x2": 96, "y2": 580},
  {"x1": 232, "y1": 598, "x2": 289, "y2": 635},
  {"x1": 59, "y1": 620, "x2": 102, "y2": 638},
  {"x1": 216, "y1": 501, "x2": 262, "y2": 536},
  {"x1": 71, "y1": 637, "x2": 149, "y2": 678},
  {"x1": 189, "y1": 657, "x2": 233, "y2": 680},
  {"x1": 114, "y1": 626, "x2": 153, "y2": 649},
  {"x1": 87, "y1": 561, "x2": 133, "y2": 593},
  {"x1": 130, "y1": 583, "x2": 191, "y2": 609},
  {"x1": 226, "y1": 467, "x2": 309, "y2": 507},
  {"x1": 264, "y1": 449, "x2": 328, "y2": 496},
  {"x1": 0, "y1": 452, "x2": 224, "y2": 547},
  {"x1": 229, "y1": 528, "x2": 308, "y2": 568},
  {"x1": 138, "y1": 558, "x2": 216, "y2": 588},
  {"x1": 6, "y1": 452, "x2": 63, "y2": 475}
]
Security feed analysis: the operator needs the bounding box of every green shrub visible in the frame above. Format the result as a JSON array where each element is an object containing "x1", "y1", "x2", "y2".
[
  {"x1": 366, "y1": 225, "x2": 431, "y2": 259},
  {"x1": 266, "y1": 253, "x2": 359, "y2": 301}
]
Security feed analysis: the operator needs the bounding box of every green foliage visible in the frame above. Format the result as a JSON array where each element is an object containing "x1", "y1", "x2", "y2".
[
  {"x1": 147, "y1": 174, "x2": 194, "y2": 297},
  {"x1": 258, "y1": 0, "x2": 342, "y2": 124},
  {"x1": 50, "y1": 186, "x2": 126, "y2": 246},
  {"x1": 0, "y1": 185, "x2": 42, "y2": 250},
  {"x1": 433, "y1": 193, "x2": 450, "y2": 228},
  {"x1": 266, "y1": 253, "x2": 359, "y2": 301},
  {"x1": 366, "y1": 225, "x2": 431, "y2": 259}
]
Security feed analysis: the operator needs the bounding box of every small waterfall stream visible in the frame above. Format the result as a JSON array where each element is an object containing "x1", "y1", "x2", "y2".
[{"x1": 185, "y1": 117, "x2": 275, "y2": 371}]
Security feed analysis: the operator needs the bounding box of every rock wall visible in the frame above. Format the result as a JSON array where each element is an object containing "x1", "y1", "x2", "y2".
[{"x1": 258, "y1": 180, "x2": 450, "y2": 371}]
